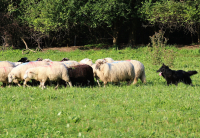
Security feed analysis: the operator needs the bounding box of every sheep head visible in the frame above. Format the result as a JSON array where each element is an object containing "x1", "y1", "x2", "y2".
[
  {"x1": 95, "y1": 61, "x2": 105, "y2": 70},
  {"x1": 61, "y1": 58, "x2": 70, "y2": 61},
  {"x1": 8, "y1": 73, "x2": 16, "y2": 83},
  {"x1": 36, "y1": 58, "x2": 43, "y2": 61}
]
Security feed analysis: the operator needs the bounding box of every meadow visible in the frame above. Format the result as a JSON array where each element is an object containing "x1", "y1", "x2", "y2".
[{"x1": 0, "y1": 46, "x2": 200, "y2": 137}]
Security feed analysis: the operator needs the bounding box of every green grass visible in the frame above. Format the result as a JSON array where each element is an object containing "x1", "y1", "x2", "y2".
[{"x1": 0, "y1": 46, "x2": 200, "y2": 137}]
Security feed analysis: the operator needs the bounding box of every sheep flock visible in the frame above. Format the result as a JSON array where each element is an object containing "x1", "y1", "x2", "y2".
[{"x1": 0, "y1": 57, "x2": 146, "y2": 89}]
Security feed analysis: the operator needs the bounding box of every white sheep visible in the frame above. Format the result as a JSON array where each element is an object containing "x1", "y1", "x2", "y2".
[
  {"x1": 79, "y1": 58, "x2": 93, "y2": 66},
  {"x1": 8, "y1": 61, "x2": 49, "y2": 86},
  {"x1": 0, "y1": 61, "x2": 15, "y2": 67},
  {"x1": 24, "y1": 64, "x2": 72, "y2": 89},
  {"x1": 61, "y1": 61, "x2": 80, "y2": 67},
  {"x1": 95, "y1": 61, "x2": 135, "y2": 87},
  {"x1": 127, "y1": 60, "x2": 146, "y2": 84},
  {"x1": 103, "y1": 57, "x2": 115, "y2": 63},
  {"x1": 91, "y1": 64, "x2": 101, "y2": 86},
  {"x1": 95, "y1": 59, "x2": 105, "y2": 64},
  {"x1": 103, "y1": 58, "x2": 147, "y2": 84},
  {"x1": 0, "y1": 66, "x2": 14, "y2": 87},
  {"x1": 43, "y1": 59, "x2": 53, "y2": 62},
  {"x1": 12, "y1": 62, "x2": 22, "y2": 67}
]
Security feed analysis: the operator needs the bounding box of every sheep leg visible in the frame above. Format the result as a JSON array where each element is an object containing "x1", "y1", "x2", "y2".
[
  {"x1": 41, "y1": 81, "x2": 46, "y2": 89},
  {"x1": 127, "y1": 79, "x2": 133, "y2": 85},
  {"x1": 1, "y1": 83, "x2": 6, "y2": 88},
  {"x1": 49, "y1": 81, "x2": 52, "y2": 86},
  {"x1": 67, "y1": 81, "x2": 72, "y2": 87},
  {"x1": 140, "y1": 73, "x2": 146, "y2": 84},
  {"x1": 133, "y1": 77, "x2": 138, "y2": 84},
  {"x1": 17, "y1": 83, "x2": 21, "y2": 87},
  {"x1": 103, "y1": 82, "x2": 107, "y2": 87},
  {"x1": 23, "y1": 80, "x2": 30, "y2": 87},
  {"x1": 97, "y1": 79, "x2": 101, "y2": 87},
  {"x1": 55, "y1": 82, "x2": 59, "y2": 90}
]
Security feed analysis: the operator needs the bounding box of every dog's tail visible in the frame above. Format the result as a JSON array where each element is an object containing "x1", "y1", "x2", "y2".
[{"x1": 187, "y1": 71, "x2": 198, "y2": 76}]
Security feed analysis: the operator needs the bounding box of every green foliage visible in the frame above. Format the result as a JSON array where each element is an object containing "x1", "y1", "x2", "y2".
[
  {"x1": 139, "y1": 0, "x2": 200, "y2": 33},
  {"x1": 147, "y1": 30, "x2": 176, "y2": 67}
]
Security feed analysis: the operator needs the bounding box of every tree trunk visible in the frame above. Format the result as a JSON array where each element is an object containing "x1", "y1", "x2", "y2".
[
  {"x1": 3, "y1": 33, "x2": 13, "y2": 48},
  {"x1": 21, "y1": 37, "x2": 29, "y2": 49},
  {"x1": 113, "y1": 22, "x2": 119, "y2": 45},
  {"x1": 197, "y1": 23, "x2": 200, "y2": 44},
  {"x1": 128, "y1": 20, "x2": 137, "y2": 46}
]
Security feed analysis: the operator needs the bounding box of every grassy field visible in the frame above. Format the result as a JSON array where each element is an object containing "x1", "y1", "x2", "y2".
[{"x1": 0, "y1": 46, "x2": 200, "y2": 137}]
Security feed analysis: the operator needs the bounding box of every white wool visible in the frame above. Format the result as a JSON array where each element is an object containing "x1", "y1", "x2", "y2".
[
  {"x1": 79, "y1": 58, "x2": 93, "y2": 66},
  {"x1": 62, "y1": 61, "x2": 80, "y2": 67},
  {"x1": 103, "y1": 59, "x2": 146, "y2": 84},
  {"x1": 91, "y1": 64, "x2": 101, "y2": 86},
  {"x1": 95, "y1": 59, "x2": 106, "y2": 65},
  {"x1": 0, "y1": 61, "x2": 15, "y2": 67},
  {"x1": 8, "y1": 61, "x2": 49, "y2": 86},
  {"x1": 95, "y1": 61, "x2": 135, "y2": 87},
  {"x1": 0, "y1": 66, "x2": 14, "y2": 85},
  {"x1": 43, "y1": 59, "x2": 52, "y2": 62},
  {"x1": 104, "y1": 57, "x2": 115, "y2": 63},
  {"x1": 24, "y1": 64, "x2": 72, "y2": 89},
  {"x1": 12, "y1": 62, "x2": 22, "y2": 66},
  {"x1": 127, "y1": 60, "x2": 146, "y2": 84}
]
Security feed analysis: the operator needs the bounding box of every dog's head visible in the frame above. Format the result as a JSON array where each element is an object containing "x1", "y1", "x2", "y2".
[{"x1": 157, "y1": 63, "x2": 169, "y2": 74}]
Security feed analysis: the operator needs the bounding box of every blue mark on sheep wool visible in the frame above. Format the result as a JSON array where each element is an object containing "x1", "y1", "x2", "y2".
[
  {"x1": 64, "y1": 62, "x2": 72, "y2": 64},
  {"x1": 19, "y1": 61, "x2": 37, "y2": 66},
  {"x1": 112, "y1": 61, "x2": 125, "y2": 64}
]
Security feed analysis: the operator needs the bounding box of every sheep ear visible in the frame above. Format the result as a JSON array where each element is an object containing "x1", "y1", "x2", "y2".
[{"x1": 29, "y1": 71, "x2": 33, "y2": 73}]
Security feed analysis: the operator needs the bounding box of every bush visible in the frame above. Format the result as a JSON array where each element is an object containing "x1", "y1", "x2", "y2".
[{"x1": 147, "y1": 30, "x2": 176, "y2": 67}]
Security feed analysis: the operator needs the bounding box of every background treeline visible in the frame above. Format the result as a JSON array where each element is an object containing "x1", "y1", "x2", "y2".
[{"x1": 0, "y1": 0, "x2": 200, "y2": 49}]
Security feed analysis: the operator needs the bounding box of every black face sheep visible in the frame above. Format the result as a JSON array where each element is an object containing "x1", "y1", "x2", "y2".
[
  {"x1": 61, "y1": 58, "x2": 70, "y2": 61},
  {"x1": 36, "y1": 58, "x2": 43, "y2": 61},
  {"x1": 67, "y1": 64, "x2": 94, "y2": 86},
  {"x1": 24, "y1": 64, "x2": 72, "y2": 89},
  {"x1": 95, "y1": 61, "x2": 135, "y2": 87},
  {"x1": 18, "y1": 57, "x2": 30, "y2": 63}
]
